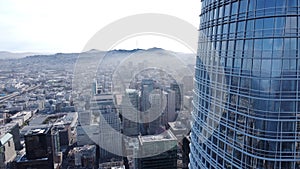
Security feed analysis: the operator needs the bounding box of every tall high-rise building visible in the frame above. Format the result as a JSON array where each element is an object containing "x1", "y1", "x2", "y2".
[
  {"x1": 137, "y1": 130, "x2": 178, "y2": 169},
  {"x1": 170, "y1": 82, "x2": 183, "y2": 111},
  {"x1": 15, "y1": 127, "x2": 55, "y2": 169},
  {"x1": 141, "y1": 79, "x2": 155, "y2": 112},
  {"x1": 77, "y1": 94, "x2": 122, "y2": 162},
  {"x1": 122, "y1": 89, "x2": 140, "y2": 136},
  {"x1": 147, "y1": 91, "x2": 163, "y2": 135},
  {"x1": 190, "y1": 0, "x2": 300, "y2": 169}
]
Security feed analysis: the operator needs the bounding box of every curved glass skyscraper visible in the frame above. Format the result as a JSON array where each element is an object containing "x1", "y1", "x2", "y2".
[{"x1": 190, "y1": 0, "x2": 300, "y2": 168}]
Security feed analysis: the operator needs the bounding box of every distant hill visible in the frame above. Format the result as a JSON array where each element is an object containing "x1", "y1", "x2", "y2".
[
  {"x1": 0, "y1": 51, "x2": 40, "y2": 59},
  {"x1": 0, "y1": 48, "x2": 196, "y2": 67}
]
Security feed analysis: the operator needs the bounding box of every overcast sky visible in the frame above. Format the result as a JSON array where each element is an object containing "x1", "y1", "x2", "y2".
[{"x1": 0, "y1": 0, "x2": 201, "y2": 53}]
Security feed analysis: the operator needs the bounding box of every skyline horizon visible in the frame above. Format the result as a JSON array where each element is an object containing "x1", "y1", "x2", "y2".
[{"x1": 0, "y1": 0, "x2": 200, "y2": 54}]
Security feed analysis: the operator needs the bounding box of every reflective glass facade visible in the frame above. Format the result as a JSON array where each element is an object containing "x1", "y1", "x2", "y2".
[{"x1": 190, "y1": 0, "x2": 300, "y2": 168}]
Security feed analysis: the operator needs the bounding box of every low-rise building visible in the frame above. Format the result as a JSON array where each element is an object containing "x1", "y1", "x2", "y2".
[{"x1": 0, "y1": 133, "x2": 16, "y2": 169}]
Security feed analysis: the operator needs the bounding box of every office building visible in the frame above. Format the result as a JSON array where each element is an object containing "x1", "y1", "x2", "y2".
[
  {"x1": 137, "y1": 130, "x2": 177, "y2": 169},
  {"x1": 122, "y1": 89, "x2": 140, "y2": 136},
  {"x1": 77, "y1": 94, "x2": 122, "y2": 162},
  {"x1": 0, "y1": 133, "x2": 16, "y2": 169},
  {"x1": 165, "y1": 90, "x2": 176, "y2": 122},
  {"x1": 170, "y1": 82, "x2": 183, "y2": 111},
  {"x1": 141, "y1": 79, "x2": 155, "y2": 112},
  {"x1": 15, "y1": 127, "x2": 55, "y2": 169},
  {"x1": 190, "y1": 0, "x2": 300, "y2": 169}
]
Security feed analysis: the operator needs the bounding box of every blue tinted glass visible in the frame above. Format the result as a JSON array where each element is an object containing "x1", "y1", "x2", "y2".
[
  {"x1": 219, "y1": 6, "x2": 224, "y2": 18},
  {"x1": 223, "y1": 24, "x2": 229, "y2": 34},
  {"x1": 254, "y1": 39, "x2": 263, "y2": 50},
  {"x1": 238, "y1": 21, "x2": 245, "y2": 32},
  {"x1": 273, "y1": 39, "x2": 283, "y2": 51},
  {"x1": 256, "y1": 0, "x2": 265, "y2": 9},
  {"x1": 230, "y1": 23, "x2": 236, "y2": 33},
  {"x1": 271, "y1": 59, "x2": 282, "y2": 76},
  {"x1": 287, "y1": 0, "x2": 297, "y2": 7},
  {"x1": 231, "y1": 2, "x2": 238, "y2": 14},
  {"x1": 264, "y1": 18, "x2": 274, "y2": 29},
  {"x1": 239, "y1": 0, "x2": 247, "y2": 13},
  {"x1": 248, "y1": 0, "x2": 255, "y2": 11},
  {"x1": 255, "y1": 18, "x2": 264, "y2": 30},
  {"x1": 265, "y1": 0, "x2": 276, "y2": 8},
  {"x1": 244, "y1": 40, "x2": 253, "y2": 51},
  {"x1": 213, "y1": 9, "x2": 217, "y2": 20},
  {"x1": 286, "y1": 17, "x2": 297, "y2": 28},
  {"x1": 275, "y1": 17, "x2": 285, "y2": 29},
  {"x1": 224, "y1": 4, "x2": 230, "y2": 16},
  {"x1": 276, "y1": 0, "x2": 286, "y2": 7},
  {"x1": 236, "y1": 40, "x2": 243, "y2": 51},
  {"x1": 263, "y1": 39, "x2": 273, "y2": 50},
  {"x1": 246, "y1": 20, "x2": 254, "y2": 31}
]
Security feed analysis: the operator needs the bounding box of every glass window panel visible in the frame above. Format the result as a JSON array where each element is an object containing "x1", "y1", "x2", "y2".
[
  {"x1": 231, "y1": 2, "x2": 238, "y2": 14},
  {"x1": 222, "y1": 41, "x2": 227, "y2": 51},
  {"x1": 271, "y1": 59, "x2": 282, "y2": 77},
  {"x1": 273, "y1": 38, "x2": 283, "y2": 51},
  {"x1": 283, "y1": 59, "x2": 289, "y2": 69},
  {"x1": 217, "y1": 25, "x2": 222, "y2": 35},
  {"x1": 275, "y1": 17, "x2": 285, "y2": 29},
  {"x1": 284, "y1": 38, "x2": 291, "y2": 50},
  {"x1": 244, "y1": 40, "x2": 253, "y2": 51},
  {"x1": 290, "y1": 38, "x2": 297, "y2": 50},
  {"x1": 210, "y1": 10, "x2": 214, "y2": 20},
  {"x1": 234, "y1": 58, "x2": 242, "y2": 68},
  {"x1": 236, "y1": 40, "x2": 243, "y2": 51},
  {"x1": 219, "y1": 6, "x2": 224, "y2": 18},
  {"x1": 286, "y1": 16, "x2": 297, "y2": 29},
  {"x1": 224, "y1": 4, "x2": 230, "y2": 17},
  {"x1": 264, "y1": 18, "x2": 274, "y2": 29},
  {"x1": 246, "y1": 20, "x2": 254, "y2": 31},
  {"x1": 239, "y1": 0, "x2": 247, "y2": 13},
  {"x1": 263, "y1": 39, "x2": 273, "y2": 51},
  {"x1": 254, "y1": 50, "x2": 262, "y2": 58},
  {"x1": 253, "y1": 59, "x2": 261, "y2": 75},
  {"x1": 256, "y1": 0, "x2": 265, "y2": 10},
  {"x1": 290, "y1": 59, "x2": 296, "y2": 70},
  {"x1": 265, "y1": 0, "x2": 276, "y2": 8},
  {"x1": 243, "y1": 59, "x2": 252, "y2": 70},
  {"x1": 261, "y1": 59, "x2": 272, "y2": 76},
  {"x1": 230, "y1": 23, "x2": 236, "y2": 33},
  {"x1": 227, "y1": 57, "x2": 233, "y2": 67},
  {"x1": 287, "y1": 0, "x2": 297, "y2": 7},
  {"x1": 237, "y1": 21, "x2": 245, "y2": 32},
  {"x1": 276, "y1": 0, "x2": 286, "y2": 7},
  {"x1": 248, "y1": 0, "x2": 255, "y2": 11},
  {"x1": 254, "y1": 39, "x2": 263, "y2": 50},
  {"x1": 214, "y1": 8, "x2": 218, "y2": 20},
  {"x1": 255, "y1": 18, "x2": 264, "y2": 30},
  {"x1": 223, "y1": 24, "x2": 229, "y2": 34},
  {"x1": 228, "y1": 41, "x2": 235, "y2": 50}
]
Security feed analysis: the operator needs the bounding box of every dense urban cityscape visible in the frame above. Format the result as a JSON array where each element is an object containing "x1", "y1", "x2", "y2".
[
  {"x1": 0, "y1": 49, "x2": 195, "y2": 169},
  {"x1": 1, "y1": 0, "x2": 300, "y2": 169}
]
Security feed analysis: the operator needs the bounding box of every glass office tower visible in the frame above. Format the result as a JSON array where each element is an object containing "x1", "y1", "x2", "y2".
[{"x1": 190, "y1": 0, "x2": 300, "y2": 168}]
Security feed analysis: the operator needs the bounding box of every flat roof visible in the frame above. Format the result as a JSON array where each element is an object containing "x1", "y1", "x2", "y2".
[
  {"x1": 25, "y1": 126, "x2": 51, "y2": 136},
  {"x1": 139, "y1": 130, "x2": 177, "y2": 143},
  {"x1": 0, "y1": 133, "x2": 13, "y2": 146}
]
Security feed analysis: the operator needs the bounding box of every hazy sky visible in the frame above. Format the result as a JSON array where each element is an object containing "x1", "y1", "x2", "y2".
[{"x1": 0, "y1": 0, "x2": 201, "y2": 53}]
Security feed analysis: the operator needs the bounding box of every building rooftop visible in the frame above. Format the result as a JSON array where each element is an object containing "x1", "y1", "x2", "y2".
[
  {"x1": 125, "y1": 89, "x2": 138, "y2": 93},
  {"x1": 93, "y1": 94, "x2": 114, "y2": 101},
  {"x1": 0, "y1": 133, "x2": 13, "y2": 146},
  {"x1": 16, "y1": 154, "x2": 48, "y2": 162},
  {"x1": 0, "y1": 122, "x2": 18, "y2": 136},
  {"x1": 139, "y1": 130, "x2": 177, "y2": 143},
  {"x1": 25, "y1": 126, "x2": 51, "y2": 136},
  {"x1": 168, "y1": 121, "x2": 187, "y2": 131}
]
